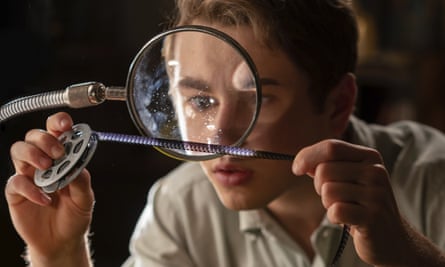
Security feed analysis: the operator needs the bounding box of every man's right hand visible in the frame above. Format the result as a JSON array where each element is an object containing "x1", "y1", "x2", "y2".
[{"x1": 5, "y1": 112, "x2": 95, "y2": 267}]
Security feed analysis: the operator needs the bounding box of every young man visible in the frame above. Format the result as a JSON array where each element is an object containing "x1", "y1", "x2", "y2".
[{"x1": 5, "y1": 0, "x2": 445, "y2": 266}]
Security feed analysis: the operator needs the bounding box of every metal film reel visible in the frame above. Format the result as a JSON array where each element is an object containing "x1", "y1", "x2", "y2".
[{"x1": 34, "y1": 123, "x2": 98, "y2": 193}]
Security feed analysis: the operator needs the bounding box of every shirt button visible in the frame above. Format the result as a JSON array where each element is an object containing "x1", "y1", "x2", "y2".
[{"x1": 322, "y1": 228, "x2": 331, "y2": 238}]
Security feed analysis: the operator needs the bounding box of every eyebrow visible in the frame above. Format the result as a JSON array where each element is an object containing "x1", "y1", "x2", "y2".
[
  {"x1": 177, "y1": 77, "x2": 210, "y2": 91},
  {"x1": 260, "y1": 78, "x2": 280, "y2": 86},
  {"x1": 176, "y1": 76, "x2": 279, "y2": 91}
]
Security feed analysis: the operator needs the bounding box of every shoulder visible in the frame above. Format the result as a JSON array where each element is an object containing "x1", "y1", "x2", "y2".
[
  {"x1": 386, "y1": 122, "x2": 445, "y2": 242},
  {"x1": 134, "y1": 162, "x2": 233, "y2": 242},
  {"x1": 127, "y1": 162, "x2": 233, "y2": 266},
  {"x1": 389, "y1": 120, "x2": 445, "y2": 164},
  {"x1": 349, "y1": 117, "x2": 445, "y2": 204},
  {"x1": 349, "y1": 116, "x2": 445, "y2": 173},
  {"x1": 153, "y1": 162, "x2": 216, "y2": 201},
  {"x1": 386, "y1": 120, "x2": 445, "y2": 190}
]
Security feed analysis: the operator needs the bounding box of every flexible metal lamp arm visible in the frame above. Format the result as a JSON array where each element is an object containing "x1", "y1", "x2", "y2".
[{"x1": 0, "y1": 82, "x2": 126, "y2": 123}]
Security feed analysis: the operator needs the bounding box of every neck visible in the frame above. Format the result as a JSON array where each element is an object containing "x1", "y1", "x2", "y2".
[{"x1": 267, "y1": 175, "x2": 325, "y2": 260}]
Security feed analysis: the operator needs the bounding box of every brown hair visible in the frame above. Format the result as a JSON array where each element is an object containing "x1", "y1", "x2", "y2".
[{"x1": 171, "y1": 0, "x2": 358, "y2": 112}]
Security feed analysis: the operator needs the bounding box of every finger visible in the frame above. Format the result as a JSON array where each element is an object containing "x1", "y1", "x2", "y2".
[
  {"x1": 5, "y1": 174, "x2": 52, "y2": 207},
  {"x1": 11, "y1": 141, "x2": 53, "y2": 172},
  {"x1": 293, "y1": 139, "x2": 383, "y2": 176},
  {"x1": 325, "y1": 194, "x2": 393, "y2": 228},
  {"x1": 326, "y1": 202, "x2": 369, "y2": 226},
  {"x1": 46, "y1": 112, "x2": 73, "y2": 137},
  {"x1": 25, "y1": 129, "x2": 65, "y2": 159},
  {"x1": 319, "y1": 181, "x2": 389, "y2": 209},
  {"x1": 59, "y1": 169, "x2": 95, "y2": 213},
  {"x1": 320, "y1": 182, "x2": 362, "y2": 208},
  {"x1": 313, "y1": 161, "x2": 389, "y2": 193}
]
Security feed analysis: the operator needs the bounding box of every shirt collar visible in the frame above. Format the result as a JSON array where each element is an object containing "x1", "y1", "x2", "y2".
[
  {"x1": 239, "y1": 209, "x2": 268, "y2": 234},
  {"x1": 239, "y1": 209, "x2": 340, "y2": 234},
  {"x1": 239, "y1": 209, "x2": 345, "y2": 263}
]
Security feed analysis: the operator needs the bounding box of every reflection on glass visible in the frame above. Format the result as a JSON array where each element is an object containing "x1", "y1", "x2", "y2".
[{"x1": 127, "y1": 26, "x2": 260, "y2": 160}]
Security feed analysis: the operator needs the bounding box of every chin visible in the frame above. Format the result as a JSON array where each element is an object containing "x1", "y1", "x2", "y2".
[{"x1": 216, "y1": 188, "x2": 271, "y2": 211}]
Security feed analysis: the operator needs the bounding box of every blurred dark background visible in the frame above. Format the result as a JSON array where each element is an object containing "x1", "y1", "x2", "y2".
[
  {"x1": 0, "y1": 1, "x2": 180, "y2": 266},
  {"x1": 1, "y1": 0, "x2": 445, "y2": 266},
  {"x1": 354, "y1": 0, "x2": 445, "y2": 130}
]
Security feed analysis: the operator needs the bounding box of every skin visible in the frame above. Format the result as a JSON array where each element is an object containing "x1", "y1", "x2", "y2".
[
  {"x1": 196, "y1": 21, "x2": 356, "y2": 258},
  {"x1": 5, "y1": 22, "x2": 445, "y2": 267},
  {"x1": 6, "y1": 114, "x2": 94, "y2": 267}
]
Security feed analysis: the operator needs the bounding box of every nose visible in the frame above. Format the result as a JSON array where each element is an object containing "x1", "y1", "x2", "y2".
[{"x1": 211, "y1": 98, "x2": 253, "y2": 146}]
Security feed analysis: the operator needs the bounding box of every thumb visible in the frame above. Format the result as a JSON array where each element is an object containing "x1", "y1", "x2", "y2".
[
  {"x1": 292, "y1": 144, "x2": 319, "y2": 177},
  {"x1": 61, "y1": 169, "x2": 95, "y2": 213}
]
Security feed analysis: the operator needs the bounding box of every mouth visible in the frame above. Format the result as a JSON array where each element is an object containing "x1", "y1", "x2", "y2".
[{"x1": 212, "y1": 162, "x2": 253, "y2": 187}]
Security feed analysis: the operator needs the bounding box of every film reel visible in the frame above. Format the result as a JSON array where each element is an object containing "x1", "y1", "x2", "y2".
[{"x1": 34, "y1": 123, "x2": 98, "y2": 193}]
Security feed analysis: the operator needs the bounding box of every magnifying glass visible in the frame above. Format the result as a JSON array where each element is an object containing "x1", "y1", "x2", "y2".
[{"x1": 127, "y1": 25, "x2": 261, "y2": 160}]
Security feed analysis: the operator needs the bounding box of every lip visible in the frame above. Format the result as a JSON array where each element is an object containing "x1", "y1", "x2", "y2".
[{"x1": 212, "y1": 162, "x2": 253, "y2": 187}]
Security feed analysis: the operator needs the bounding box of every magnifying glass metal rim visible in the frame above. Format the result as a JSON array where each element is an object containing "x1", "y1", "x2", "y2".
[{"x1": 126, "y1": 25, "x2": 262, "y2": 161}]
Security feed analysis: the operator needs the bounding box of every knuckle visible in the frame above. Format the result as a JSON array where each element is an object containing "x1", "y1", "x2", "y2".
[
  {"x1": 314, "y1": 162, "x2": 336, "y2": 184},
  {"x1": 327, "y1": 202, "x2": 344, "y2": 223},
  {"x1": 5, "y1": 174, "x2": 25, "y2": 193},
  {"x1": 47, "y1": 111, "x2": 66, "y2": 121},
  {"x1": 365, "y1": 147, "x2": 383, "y2": 163},
  {"x1": 321, "y1": 181, "x2": 334, "y2": 196},
  {"x1": 10, "y1": 141, "x2": 22, "y2": 156},
  {"x1": 10, "y1": 141, "x2": 48, "y2": 170},
  {"x1": 323, "y1": 140, "x2": 343, "y2": 157},
  {"x1": 25, "y1": 129, "x2": 58, "y2": 150},
  {"x1": 24, "y1": 129, "x2": 47, "y2": 142},
  {"x1": 365, "y1": 164, "x2": 389, "y2": 184},
  {"x1": 373, "y1": 164, "x2": 388, "y2": 177},
  {"x1": 320, "y1": 183, "x2": 335, "y2": 206},
  {"x1": 47, "y1": 112, "x2": 72, "y2": 128}
]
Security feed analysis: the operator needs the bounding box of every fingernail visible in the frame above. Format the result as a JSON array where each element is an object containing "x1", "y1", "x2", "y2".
[
  {"x1": 52, "y1": 145, "x2": 65, "y2": 158},
  {"x1": 60, "y1": 118, "x2": 69, "y2": 128},
  {"x1": 39, "y1": 157, "x2": 52, "y2": 168},
  {"x1": 40, "y1": 192, "x2": 52, "y2": 205},
  {"x1": 292, "y1": 161, "x2": 302, "y2": 176}
]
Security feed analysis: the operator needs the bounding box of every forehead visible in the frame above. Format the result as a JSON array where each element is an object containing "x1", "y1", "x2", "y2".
[
  {"x1": 165, "y1": 27, "x2": 258, "y2": 90},
  {"x1": 167, "y1": 21, "x2": 309, "y2": 94},
  {"x1": 195, "y1": 22, "x2": 308, "y2": 87},
  {"x1": 168, "y1": 30, "x2": 243, "y2": 65}
]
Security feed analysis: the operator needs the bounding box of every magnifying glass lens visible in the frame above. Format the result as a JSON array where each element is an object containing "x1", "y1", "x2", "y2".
[{"x1": 127, "y1": 26, "x2": 260, "y2": 160}]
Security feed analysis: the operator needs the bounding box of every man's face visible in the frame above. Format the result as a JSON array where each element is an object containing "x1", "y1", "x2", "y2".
[
  {"x1": 166, "y1": 30, "x2": 258, "y2": 150},
  {"x1": 174, "y1": 22, "x2": 337, "y2": 210}
]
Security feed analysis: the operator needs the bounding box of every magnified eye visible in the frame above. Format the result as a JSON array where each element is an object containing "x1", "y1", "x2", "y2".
[
  {"x1": 188, "y1": 95, "x2": 217, "y2": 112},
  {"x1": 261, "y1": 94, "x2": 274, "y2": 104}
]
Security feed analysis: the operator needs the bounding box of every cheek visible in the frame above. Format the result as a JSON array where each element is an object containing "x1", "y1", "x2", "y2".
[
  {"x1": 247, "y1": 90, "x2": 331, "y2": 154},
  {"x1": 248, "y1": 111, "x2": 329, "y2": 155},
  {"x1": 257, "y1": 160, "x2": 295, "y2": 185}
]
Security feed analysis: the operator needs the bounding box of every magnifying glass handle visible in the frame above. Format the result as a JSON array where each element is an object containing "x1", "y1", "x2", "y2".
[{"x1": 94, "y1": 131, "x2": 295, "y2": 161}]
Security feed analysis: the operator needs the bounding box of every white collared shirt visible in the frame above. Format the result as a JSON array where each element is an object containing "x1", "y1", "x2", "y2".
[{"x1": 122, "y1": 117, "x2": 445, "y2": 267}]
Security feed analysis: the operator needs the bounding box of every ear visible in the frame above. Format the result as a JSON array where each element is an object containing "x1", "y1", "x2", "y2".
[{"x1": 326, "y1": 73, "x2": 357, "y2": 137}]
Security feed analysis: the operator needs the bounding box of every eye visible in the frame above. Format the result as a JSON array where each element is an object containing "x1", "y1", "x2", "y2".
[
  {"x1": 188, "y1": 95, "x2": 217, "y2": 112},
  {"x1": 261, "y1": 94, "x2": 275, "y2": 104}
]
